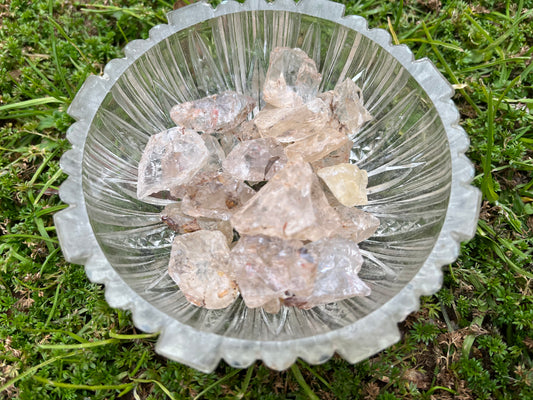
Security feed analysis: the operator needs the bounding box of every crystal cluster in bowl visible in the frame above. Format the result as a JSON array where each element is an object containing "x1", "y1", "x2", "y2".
[
  {"x1": 137, "y1": 46, "x2": 380, "y2": 313},
  {"x1": 55, "y1": 0, "x2": 480, "y2": 372}
]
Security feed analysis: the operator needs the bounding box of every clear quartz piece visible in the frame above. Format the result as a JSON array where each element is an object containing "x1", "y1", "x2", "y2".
[
  {"x1": 202, "y1": 133, "x2": 226, "y2": 171},
  {"x1": 284, "y1": 237, "x2": 370, "y2": 309},
  {"x1": 230, "y1": 160, "x2": 342, "y2": 241},
  {"x1": 137, "y1": 127, "x2": 209, "y2": 199},
  {"x1": 311, "y1": 139, "x2": 353, "y2": 170},
  {"x1": 170, "y1": 91, "x2": 256, "y2": 133},
  {"x1": 331, "y1": 78, "x2": 373, "y2": 135},
  {"x1": 166, "y1": 134, "x2": 226, "y2": 200},
  {"x1": 228, "y1": 120, "x2": 261, "y2": 142},
  {"x1": 284, "y1": 124, "x2": 351, "y2": 163},
  {"x1": 181, "y1": 172, "x2": 256, "y2": 221},
  {"x1": 230, "y1": 235, "x2": 317, "y2": 312},
  {"x1": 317, "y1": 163, "x2": 369, "y2": 206},
  {"x1": 161, "y1": 203, "x2": 234, "y2": 244},
  {"x1": 169, "y1": 230, "x2": 238, "y2": 309},
  {"x1": 334, "y1": 205, "x2": 380, "y2": 243},
  {"x1": 263, "y1": 47, "x2": 322, "y2": 108},
  {"x1": 254, "y1": 98, "x2": 330, "y2": 143},
  {"x1": 222, "y1": 137, "x2": 287, "y2": 181}
]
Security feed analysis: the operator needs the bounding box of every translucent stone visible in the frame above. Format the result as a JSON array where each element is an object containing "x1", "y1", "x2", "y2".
[
  {"x1": 231, "y1": 160, "x2": 342, "y2": 241},
  {"x1": 202, "y1": 133, "x2": 226, "y2": 171},
  {"x1": 222, "y1": 137, "x2": 287, "y2": 181},
  {"x1": 161, "y1": 203, "x2": 234, "y2": 244},
  {"x1": 284, "y1": 124, "x2": 351, "y2": 163},
  {"x1": 170, "y1": 91, "x2": 255, "y2": 133},
  {"x1": 228, "y1": 120, "x2": 261, "y2": 142},
  {"x1": 334, "y1": 205, "x2": 380, "y2": 243},
  {"x1": 311, "y1": 139, "x2": 353, "y2": 170},
  {"x1": 263, "y1": 47, "x2": 321, "y2": 108},
  {"x1": 332, "y1": 78, "x2": 373, "y2": 135},
  {"x1": 214, "y1": 121, "x2": 261, "y2": 157},
  {"x1": 254, "y1": 98, "x2": 330, "y2": 143},
  {"x1": 181, "y1": 172, "x2": 256, "y2": 221},
  {"x1": 317, "y1": 163, "x2": 369, "y2": 206},
  {"x1": 230, "y1": 235, "x2": 317, "y2": 312},
  {"x1": 284, "y1": 237, "x2": 370, "y2": 309},
  {"x1": 218, "y1": 133, "x2": 241, "y2": 157},
  {"x1": 166, "y1": 134, "x2": 225, "y2": 199},
  {"x1": 169, "y1": 230, "x2": 238, "y2": 309},
  {"x1": 137, "y1": 127, "x2": 208, "y2": 199}
]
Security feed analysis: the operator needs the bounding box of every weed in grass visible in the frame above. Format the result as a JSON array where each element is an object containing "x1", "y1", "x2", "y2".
[{"x1": 1, "y1": 0, "x2": 533, "y2": 399}]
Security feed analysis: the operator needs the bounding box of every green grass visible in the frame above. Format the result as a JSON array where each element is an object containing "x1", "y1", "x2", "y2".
[{"x1": 1, "y1": 0, "x2": 532, "y2": 399}]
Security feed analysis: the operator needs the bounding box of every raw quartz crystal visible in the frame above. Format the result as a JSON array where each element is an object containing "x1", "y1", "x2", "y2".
[
  {"x1": 137, "y1": 127, "x2": 208, "y2": 199},
  {"x1": 230, "y1": 160, "x2": 342, "y2": 241},
  {"x1": 335, "y1": 205, "x2": 380, "y2": 243},
  {"x1": 222, "y1": 137, "x2": 287, "y2": 181},
  {"x1": 181, "y1": 172, "x2": 256, "y2": 221},
  {"x1": 170, "y1": 91, "x2": 255, "y2": 133},
  {"x1": 320, "y1": 78, "x2": 373, "y2": 136},
  {"x1": 160, "y1": 203, "x2": 233, "y2": 244},
  {"x1": 169, "y1": 230, "x2": 238, "y2": 309},
  {"x1": 230, "y1": 235, "x2": 317, "y2": 313},
  {"x1": 136, "y1": 47, "x2": 379, "y2": 313},
  {"x1": 263, "y1": 47, "x2": 321, "y2": 108},
  {"x1": 253, "y1": 98, "x2": 331, "y2": 143},
  {"x1": 317, "y1": 163, "x2": 369, "y2": 206},
  {"x1": 284, "y1": 238, "x2": 371, "y2": 309},
  {"x1": 284, "y1": 125, "x2": 351, "y2": 163}
]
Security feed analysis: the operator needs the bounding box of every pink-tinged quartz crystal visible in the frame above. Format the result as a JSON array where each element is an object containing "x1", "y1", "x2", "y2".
[
  {"x1": 170, "y1": 91, "x2": 256, "y2": 133},
  {"x1": 230, "y1": 235, "x2": 317, "y2": 313},
  {"x1": 334, "y1": 205, "x2": 380, "y2": 243},
  {"x1": 331, "y1": 78, "x2": 373, "y2": 135},
  {"x1": 161, "y1": 203, "x2": 234, "y2": 244},
  {"x1": 181, "y1": 172, "x2": 256, "y2": 221},
  {"x1": 137, "y1": 127, "x2": 209, "y2": 199},
  {"x1": 230, "y1": 160, "x2": 342, "y2": 241},
  {"x1": 284, "y1": 125, "x2": 351, "y2": 163},
  {"x1": 253, "y1": 98, "x2": 330, "y2": 143},
  {"x1": 222, "y1": 137, "x2": 287, "y2": 181},
  {"x1": 263, "y1": 47, "x2": 322, "y2": 108},
  {"x1": 284, "y1": 237, "x2": 370, "y2": 309},
  {"x1": 317, "y1": 163, "x2": 368, "y2": 206},
  {"x1": 169, "y1": 230, "x2": 238, "y2": 309}
]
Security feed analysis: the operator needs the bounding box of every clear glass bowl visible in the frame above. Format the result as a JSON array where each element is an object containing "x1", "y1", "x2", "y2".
[{"x1": 54, "y1": 0, "x2": 480, "y2": 372}]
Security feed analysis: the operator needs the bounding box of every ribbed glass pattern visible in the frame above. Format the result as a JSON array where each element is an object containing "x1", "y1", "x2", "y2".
[{"x1": 81, "y1": 11, "x2": 451, "y2": 341}]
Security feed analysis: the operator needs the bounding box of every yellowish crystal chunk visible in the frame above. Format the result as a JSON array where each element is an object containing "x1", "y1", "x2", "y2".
[{"x1": 317, "y1": 163, "x2": 368, "y2": 207}]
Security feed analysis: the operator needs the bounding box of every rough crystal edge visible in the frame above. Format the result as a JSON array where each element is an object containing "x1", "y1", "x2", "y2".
[{"x1": 55, "y1": 0, "x2": 481, "y2": 373}]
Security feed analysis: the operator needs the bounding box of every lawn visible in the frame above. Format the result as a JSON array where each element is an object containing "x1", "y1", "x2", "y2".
[{"x1": 0, "y1": 0, "x2": 532, "y2": 399}]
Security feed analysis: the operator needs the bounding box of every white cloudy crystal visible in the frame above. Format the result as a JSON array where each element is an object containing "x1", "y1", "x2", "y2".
[{"x1": 168, "y1": 230, "x2": 238, "y2": 309}]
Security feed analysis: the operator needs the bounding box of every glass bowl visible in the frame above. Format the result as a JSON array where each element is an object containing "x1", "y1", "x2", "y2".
[{"x1": 54, "y1": 0, "x2": 480, "y2": 372}]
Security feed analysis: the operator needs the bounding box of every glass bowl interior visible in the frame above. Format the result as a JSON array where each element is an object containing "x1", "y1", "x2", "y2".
[{"x1": 81, "y1": 9, "x2": 451, "y2": 341}]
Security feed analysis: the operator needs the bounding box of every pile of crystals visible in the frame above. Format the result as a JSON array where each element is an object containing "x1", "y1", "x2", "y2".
[{"x1": 137, "y1": 47, "x2": 379, "y2": 313}]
